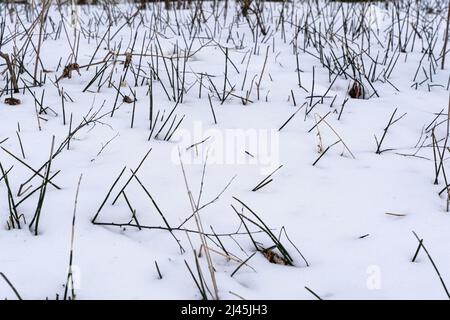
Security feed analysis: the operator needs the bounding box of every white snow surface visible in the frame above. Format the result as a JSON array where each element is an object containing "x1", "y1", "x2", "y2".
[{"x1": 0, "y1": 0, "x2": 449, "y2": 299}]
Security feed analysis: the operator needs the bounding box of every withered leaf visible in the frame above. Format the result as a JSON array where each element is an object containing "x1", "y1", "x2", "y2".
[
  {"x1": 4, "y1": 97, "x2": 21, "y2": 105},
  {"x1": 262, "y1": 248, "x2": 289, "y2": 265},
  {"x1": 348, "y1": 81, "x2": 362, "y2": 99},
  {"x1": 123, "y1": 95, "x2": 134, "y2": 104}
]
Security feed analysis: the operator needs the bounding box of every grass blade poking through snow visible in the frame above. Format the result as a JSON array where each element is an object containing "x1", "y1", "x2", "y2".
[
  {"x1": 111, "y1": 148, "x2": 152, "y2": 205},
  {"x1": 0, "y1": 272, "x2": 22, "y2": 300},
  {"x1": 91, "y1": 166, "x2": 127, "y2": 223},
  {"x1": 412, "y1": 231, "x2": 450, "y2": 299},
  {"x1": 179, "y1": 149, "x2": 219, "y2": 299},
  {"x1": 64, "y1": 174, "x2": 82, "y2": 300},
  {"x1": 29, "y1": 136, "x2": 55, "y2": 236},
  {"x1": 231, "y1": 252, "x2": 257, "y2": 278},
  {"x1": 251, "y1": 165, "x2": 283, "y2": 192},
  {"x1": 305, "y1": 286, "x2": 323, "y2": 300},
  {"x1": 0, "y1": 162, "x2": 21, "y2": 229},
  {"x1": 232, "y1": 197, "x2": 294, "y2": 266}
]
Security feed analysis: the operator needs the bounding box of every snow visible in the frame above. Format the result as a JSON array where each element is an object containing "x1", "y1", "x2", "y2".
[{"x1": 0, "y1": 0, "x2": 449, "y2": 299}]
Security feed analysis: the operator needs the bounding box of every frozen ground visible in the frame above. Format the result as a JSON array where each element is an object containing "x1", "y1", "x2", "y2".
[{"x1": 0, "y1": 0, "x2": 450, "y2": 299}]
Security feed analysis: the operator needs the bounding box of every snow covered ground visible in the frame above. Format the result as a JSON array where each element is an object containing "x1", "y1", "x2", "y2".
[{"x1": 0, "y1": 0, "x2": 450, "y2": 300}]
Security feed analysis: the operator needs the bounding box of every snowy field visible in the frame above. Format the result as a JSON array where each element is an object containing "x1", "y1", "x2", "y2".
[{"x1": 0, "y1": 0, "x2": 450, "y2": 300}]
